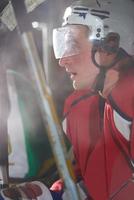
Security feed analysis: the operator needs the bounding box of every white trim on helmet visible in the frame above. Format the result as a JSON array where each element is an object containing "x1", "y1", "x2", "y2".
[
  {"x1": 62, "y1": 0, "x2": 134, "y2": 55},
  {"x1": 63, "y1": 5, "x2": 106, "y2": 41}
]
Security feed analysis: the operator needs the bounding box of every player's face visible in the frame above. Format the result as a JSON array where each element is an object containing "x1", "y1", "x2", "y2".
[{"x1": 59, "y1": 25, "x2": 99, "y2": 90}]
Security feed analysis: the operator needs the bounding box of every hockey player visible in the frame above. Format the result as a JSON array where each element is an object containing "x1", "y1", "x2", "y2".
[{"x1": 53, "y1": 0, "x2": 134, "y2": 199}]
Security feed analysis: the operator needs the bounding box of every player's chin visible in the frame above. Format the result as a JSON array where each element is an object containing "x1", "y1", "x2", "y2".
[{"x1": 73, "y1": 80, "x2": 88, "y2": 90}]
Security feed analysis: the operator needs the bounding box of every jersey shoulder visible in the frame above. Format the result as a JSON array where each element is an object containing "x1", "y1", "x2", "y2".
[{"x1": 109, "y1": 69, "x2": 134, "y2": 118}]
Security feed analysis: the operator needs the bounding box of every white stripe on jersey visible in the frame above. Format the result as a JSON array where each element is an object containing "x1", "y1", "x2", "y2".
[
  {"x1": 113, "y1": 110, "x2": 132, "y2": 141},
  {"x1": 62, "y1": 118, "x2": 67, "y2": 134}
]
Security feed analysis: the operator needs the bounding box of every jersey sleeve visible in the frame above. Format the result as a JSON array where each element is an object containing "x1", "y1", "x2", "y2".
[{"x1": 108, "y1": 70, "x2": 134, "y2": 158}]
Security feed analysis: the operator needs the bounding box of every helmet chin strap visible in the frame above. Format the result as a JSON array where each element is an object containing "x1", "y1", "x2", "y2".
[{"x1": 91, "y1": 45, "x2": 130, "y2": 93}]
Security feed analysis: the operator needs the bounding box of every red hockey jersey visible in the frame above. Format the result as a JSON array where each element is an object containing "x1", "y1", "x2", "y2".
[{"x1": 63, "y1": 70, "x2": 134, "y2": 200}]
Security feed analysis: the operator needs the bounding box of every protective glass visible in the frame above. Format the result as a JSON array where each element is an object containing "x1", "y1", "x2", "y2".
[{"x1": 53, "y1": 26, "x2": 82, "y2": 59}]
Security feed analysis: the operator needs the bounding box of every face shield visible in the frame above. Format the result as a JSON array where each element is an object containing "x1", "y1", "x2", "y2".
[{"x1": 53, "y1": 26, "x2": 84, "y2": 59}]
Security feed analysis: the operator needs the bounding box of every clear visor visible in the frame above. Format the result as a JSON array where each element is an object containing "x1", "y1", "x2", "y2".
[{"x1": 53, "y1": 26, "x2": 81, "y2": 59}]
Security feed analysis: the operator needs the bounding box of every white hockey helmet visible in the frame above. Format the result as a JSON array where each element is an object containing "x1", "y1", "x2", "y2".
[{"x1": 53, "y1": 0, "x2": 134, "y2": 59}]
